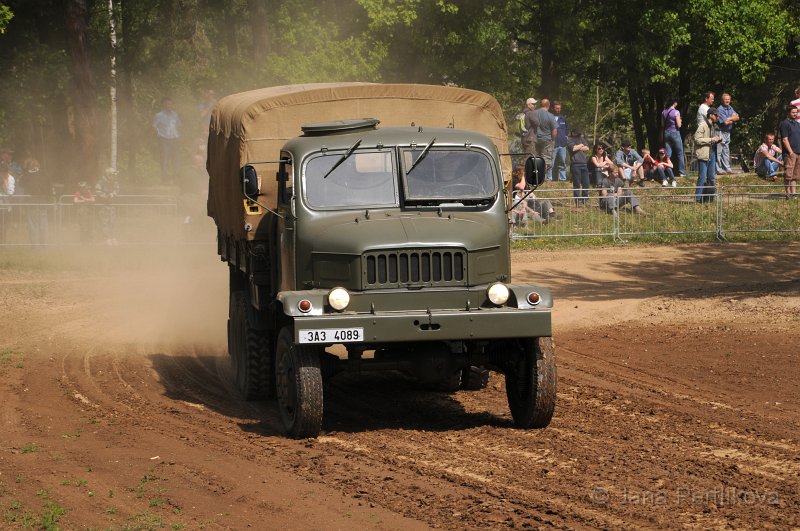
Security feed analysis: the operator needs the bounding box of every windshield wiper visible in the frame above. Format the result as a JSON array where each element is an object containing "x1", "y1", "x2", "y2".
[
  {"x1": 406, "y1": 137, "x2": 436, "y2": 174},
  {"x1": 323, "y1": 139, "x2": 362, "y2": 179}
]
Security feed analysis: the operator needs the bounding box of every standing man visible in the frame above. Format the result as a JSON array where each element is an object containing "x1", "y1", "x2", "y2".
[
  {"x1": 779, "y1": 106, "x2": 800, "y2": 199},
  {"x1": 566, "y1": 128, "x2": 591, "y2": 204},
  {"x1": 662, "y1": 98, "x2": 687, "y2": 177},
  {"x1": 522, "y1": 97, "x2": 538, "y2": 157},
  {"x1": 716, "y1": 93, "x2": 740, "y2": 175},
  {"x1": 153, "y1": 97, "x2": 181, "y2": 184},
  {"x1": 534, "y1": 98, "x2": 559, "y2": 180},
  {"x1": 550, "y1": 101, "x2": 569, "y2": 181},
  {"x1": 694, "y1": 108, "x2": 721, "y2": 203},
  {"x1": 697, "y1": 92, "x2": 715, "y2": 126}
]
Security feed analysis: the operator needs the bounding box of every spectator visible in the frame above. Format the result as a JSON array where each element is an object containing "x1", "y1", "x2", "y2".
[
  {"x1": 511, "y1": 171, "x2": 545, "y2": 226},
  {"x1": 0, "y1": 148, "x2": 22, "y2": 180},
  {"x1": 590, "y1": 143, "x2": 612, "y2": 187},
  {"x1": 21, "y1": 158, "x2": 51, "y2": 247},
  {"x1": 511, "y1": 187, "x2": 532, "y2": 227},
  {"x1": 662, "y1": 97, "x2": 687, "y2": 177},
  {"x1": 550, "y1": 101, "x2": 569, "y2": 181},
  {"x1": 522, "y1": 97, "x2": 538, "y2": 156},
  {"x1": 534, "y1": 99, "x2": 559, "y2": 179},
  {"x1": 511, "y1": 166, "x2": 560, "y2": 222},
  {"x1": 641, "y1": 148, "x2": 658, "y2": 183},
  {"x1": 697, "y1": 92, "x2": 715, "y2": 126},
  {"x1": 716, "y1": 93, "x2": 740, "y2": 175},
  {"x1": 0, "y1": 162, "x2": 15, "y2": 244},
  {"x1": 654, "y1": 148, "x2": 677, "y2": 187},
  {"x1": 153, "y1": 97, "x2": 181, "y2": 184},
  {"x1": 614, "y1": 140, "x2": 644, "y2": 186},
  {"x1": 791, "y1": 86, "x2": 800, "y2": 118},
  {"x1": 753, "y1": 133, "x2": 783, "y2": 182},
  {"x1": 95, "y1": 167, "x2": 120, "y2": 245},
  {"x1": 779, "y1": 106, "x2": 800, "y2": 199},
  {"x1": 73, "y1": 181, "x2": 95, "y2": 243},
  {"x1": 694, "y1": 108, "x2": 721, "y2": 203},
  {"x1": 598, "y1": 163, "x2": 646, "y2": 216},
  {"x1": 566, "y1": 128, "x2": 591, "y2": 204}
]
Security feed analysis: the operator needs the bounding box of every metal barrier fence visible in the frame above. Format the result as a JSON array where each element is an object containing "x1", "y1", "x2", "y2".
[
  {"x1": 1, "y1": 187, "x2": 797, "y2": 247},
  {"x1": 512, "y1": 184, "x2": 799, "y2": 241},
  {"x1": 0, "y1": 194, "x2": 194, "y2": 246}
]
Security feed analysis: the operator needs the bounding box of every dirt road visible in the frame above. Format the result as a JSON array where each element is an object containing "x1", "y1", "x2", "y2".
[{"x1": 1, "y1": 242, "x2": 798, "y2": 529}]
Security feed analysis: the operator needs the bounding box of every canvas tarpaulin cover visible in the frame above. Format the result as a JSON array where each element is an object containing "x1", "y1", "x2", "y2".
[{"x1": 207, "y1": 83, "x2": 510, "y2": 240}]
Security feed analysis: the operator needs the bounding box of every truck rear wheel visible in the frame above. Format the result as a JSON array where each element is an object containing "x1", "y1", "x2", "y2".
[
  {"x1": 275, "y1": 327, "x2": 323, "y2": 438},
  {"x1": 229, "y1": 291, "x2": 274, "y2": 400},
  {"x1": 504, "y1": 337, "x2": 557, "y2": 428}
]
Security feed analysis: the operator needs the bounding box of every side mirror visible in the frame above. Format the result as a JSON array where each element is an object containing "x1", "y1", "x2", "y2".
[
  {"x1": 524, "y1": 156, "x2": 547, "y2": 186},
  {"x1": 241, "y1": 165, "x2": 259, "y2": 197}
]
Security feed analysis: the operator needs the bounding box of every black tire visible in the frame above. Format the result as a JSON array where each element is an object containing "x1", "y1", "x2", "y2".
[
  {"x1": 504, "y1": 337, "x2": 557, "y2": 428},
  {"x1": 229, "y1": 291, "x2": 274, "y2": 400},
  {"x1": 275, "y1": 326, "x2": 323, "y2": 438},
  {"x1": 461, "y1": 366, "x2": 490, "y2": 391}
]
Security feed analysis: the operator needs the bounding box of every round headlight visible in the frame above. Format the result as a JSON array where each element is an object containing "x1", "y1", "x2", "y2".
[
  {"x1": 328, "y1": 287, "x2": 351, "y2": 311},
  {"x1": 487, "y1": 283, "x2": 510, "y2": 306}
]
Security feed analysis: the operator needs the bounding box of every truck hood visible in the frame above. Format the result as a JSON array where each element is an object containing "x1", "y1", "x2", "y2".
[{"x1": 307, "y1": 215, "x2": 501, "y2": 255}]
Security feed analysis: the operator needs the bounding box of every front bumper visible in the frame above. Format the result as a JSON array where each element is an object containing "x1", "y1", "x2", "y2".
[{"x1": 278, "y1": 285, "x2": 553, "y2": 344}]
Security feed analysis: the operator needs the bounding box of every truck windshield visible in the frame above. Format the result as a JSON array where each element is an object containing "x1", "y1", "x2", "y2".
[
  {"x1": 304, "y1": 150, "x2": 397, "y2": 208},
  {"x1": 402, "y1": 149, "x2": 496, "y2": 204}
]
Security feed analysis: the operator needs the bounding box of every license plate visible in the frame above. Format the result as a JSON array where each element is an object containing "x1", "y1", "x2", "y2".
[{"x1": 298, "y1": 327, "x2": 364, "y2": 344}]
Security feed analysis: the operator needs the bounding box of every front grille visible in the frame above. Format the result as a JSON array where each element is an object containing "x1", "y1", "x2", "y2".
[{"x1": 363, "y1": 249, "x2": 467, "y2": 288}]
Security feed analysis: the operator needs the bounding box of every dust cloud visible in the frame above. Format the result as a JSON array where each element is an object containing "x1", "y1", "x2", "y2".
[
  {"x1": 1, "y1": 215, "x2": 229, "y2": 352},
  {"x1": 97, "y1": 243, "x2": 229, "y2": 349}
]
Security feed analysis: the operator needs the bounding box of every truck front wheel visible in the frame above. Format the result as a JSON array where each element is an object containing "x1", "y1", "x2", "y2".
[
  {"x1": 229, "y1": 291, "x2": 273, "y2": 400},
  {"x1": 504, "y1": 337, "x2": 557, "y2": 428},
  {"x1": 275, "y1": 327, "x2": 323, "y2": 438}
]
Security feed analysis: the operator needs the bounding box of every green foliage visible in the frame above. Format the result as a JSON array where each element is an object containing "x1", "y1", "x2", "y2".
[
  {"x1": 0, "y1": 4, "x2": 12, "y2": 34},
  {"x1": 0, "y1": 0, "x2": 797, "y2": 180},
  {"x1": 39, "y1": 500, "x2": 66, "y2": 530},
  {"x1": 688, "y1": 0, "x2": 795, "y2": 83},
  {"x1": 20, "y1": 442, "x2": 38, "y2": 453}
]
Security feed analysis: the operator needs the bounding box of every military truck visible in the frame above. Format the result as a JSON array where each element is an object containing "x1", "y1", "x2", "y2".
[{"x1": 207, "y1": 83, "x2": 556, "y2": 438}]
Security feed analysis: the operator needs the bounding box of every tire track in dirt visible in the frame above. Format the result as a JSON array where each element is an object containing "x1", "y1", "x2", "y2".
[{"x1": 39, "y1": 321, "x2": 800, "y2": 530}]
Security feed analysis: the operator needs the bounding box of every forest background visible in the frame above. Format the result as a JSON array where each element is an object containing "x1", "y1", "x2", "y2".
[{"x1": 0, "y1": 0, "x2": 798, "y2": 187}]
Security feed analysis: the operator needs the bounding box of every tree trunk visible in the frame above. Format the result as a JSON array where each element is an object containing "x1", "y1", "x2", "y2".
[
  {"x1": 223, "y1": 4, "x2": 239, "y2": 59},
  {"x1": 676, "y1": 46, "x2": 691, "y2": 140},
  {"x1": 248, "y1": 0, "x2": 269, "y2": 61},
  {"x1": 63, "y1": 0, "x2": 99, "y2": 185},
  {"x1": 627, "y1": 81, "x2": 645, "y2": 150},
  {"x1": 108, "y1": 0, "x2": 118, "y2": 172},
  {"x1": 538, "y1": 8, "x2": 559, "y2": 99},
  {"x1": 119, "y1": 0, "x2": 137, "y2": 181}
]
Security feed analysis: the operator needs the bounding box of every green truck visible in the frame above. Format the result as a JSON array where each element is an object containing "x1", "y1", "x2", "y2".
[{"x1": 207, "y1": 83, "x2": 556, "y2": 438}]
